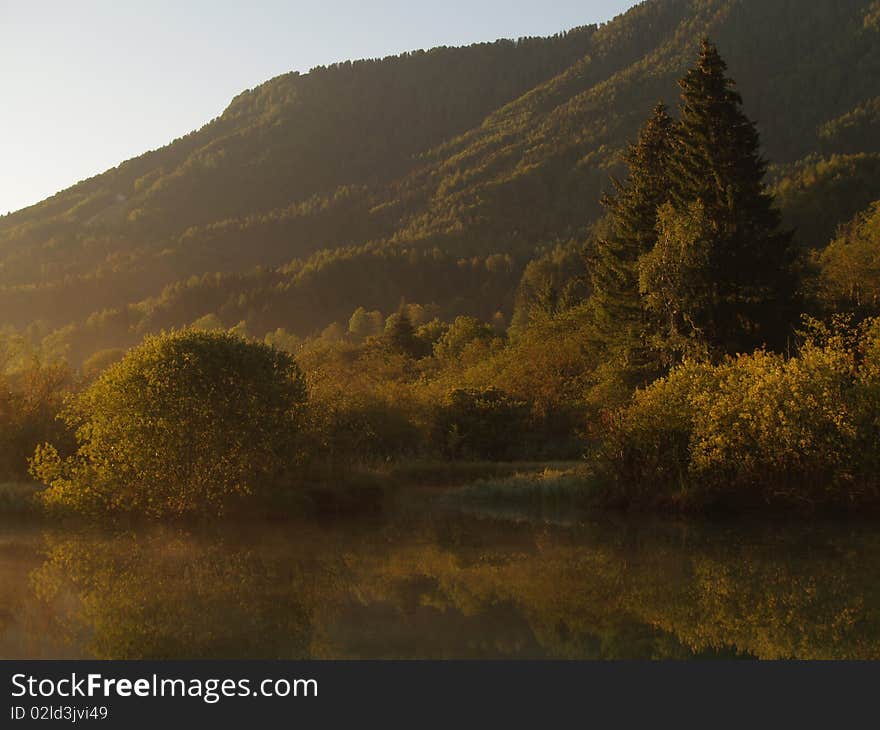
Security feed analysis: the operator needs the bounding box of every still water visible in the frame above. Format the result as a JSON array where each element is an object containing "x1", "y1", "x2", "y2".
[{"x1": 1, "y1": 501, "x2": 878, "y2": 659}]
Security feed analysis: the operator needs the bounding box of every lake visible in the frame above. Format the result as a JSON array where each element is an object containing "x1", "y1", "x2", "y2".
[{"x1": 1, "y1": 499, "x2": 878, "y2": 659}]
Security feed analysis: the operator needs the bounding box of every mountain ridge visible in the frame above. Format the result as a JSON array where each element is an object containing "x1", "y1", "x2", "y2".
[{"x1": 2, "y1": 0, "x2": 879, "y2": 365}]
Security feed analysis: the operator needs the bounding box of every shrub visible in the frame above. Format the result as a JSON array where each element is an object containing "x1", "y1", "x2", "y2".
[
  {"x1": 597, "y1": 317, "x2": 880, "y2": 509},
  {"x1": 30, "y1": 330, "x2": 307, "y2": 517},
  {"x1": 0, "y1": 361, "x2": 74, "y2": 480},
  {"x1": 432, "y1": 387, "x2": 532, "y2": 460},
  {"x1": 306, "y1": 394, "x2": 422, "y2": 466},
  {"x1": 819, "y1": 200, "x2": 880, "y2": 311},
  {"x1": 597, "y1": 360, "x2": 718, "y2": 506},
  {"x1": 433, "y1": 316, "x2": 496, "y2": 360}
]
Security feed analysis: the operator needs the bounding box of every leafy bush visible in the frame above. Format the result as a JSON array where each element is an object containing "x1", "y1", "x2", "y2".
[
  {"x1": 597, "y1": 317, "x2": 880, "y2": 509},
  {"x1": 306, "y1": 395, "x2": 423, "y2": 466},
  {"x1": 0, "y1": 361, "x2": 74, "y2": 481},
  {"x1": 819, "y1": 199, "x2": 880, "y2": 311},
  {"x1": 432, "y1": 387, "x2": 532, "y2": 461},
  {"x1": 432, "y1": 316, "x2": 497, "y2": 361},
  {"x1": 30, "y1": 330, "x2": 307, "y2": 517}
]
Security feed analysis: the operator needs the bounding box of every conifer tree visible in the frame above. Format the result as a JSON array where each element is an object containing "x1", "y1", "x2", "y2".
[
  {"x1": 591, "y1": 103, "x2": 675, "y2": 386},
  {"x1": 385, "y1": 309, "x2": 420, "y2": 356},
  {"x1": 644, "y1": 39, "x2": 797, "y2": 358}
]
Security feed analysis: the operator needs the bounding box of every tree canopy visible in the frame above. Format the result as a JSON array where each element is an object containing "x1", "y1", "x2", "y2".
[{"x1": 31, "y1": 330, "x2": 307, "y2": 516}]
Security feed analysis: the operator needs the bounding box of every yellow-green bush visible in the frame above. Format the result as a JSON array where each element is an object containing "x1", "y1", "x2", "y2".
[
  {"x1": 597, "y1": 318, "x2": 880, "y2": 509},
  {"x1": 30, "y1": 330, "x2": 307, "y2": 517}
]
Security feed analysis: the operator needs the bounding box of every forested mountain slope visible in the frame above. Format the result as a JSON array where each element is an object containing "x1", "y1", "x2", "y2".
[{"x1": 2, "y1": 0, "x2": 879, "y2": 365}]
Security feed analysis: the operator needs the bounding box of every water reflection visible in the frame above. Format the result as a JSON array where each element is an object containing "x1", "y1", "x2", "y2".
[{"x1": 1, "y1": 508, "x2": 879, "y2": 659}]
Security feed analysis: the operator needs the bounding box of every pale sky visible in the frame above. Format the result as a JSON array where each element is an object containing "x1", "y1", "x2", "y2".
[{"x1": 0, "y1": 1, "x2": 637, "y2": 214}]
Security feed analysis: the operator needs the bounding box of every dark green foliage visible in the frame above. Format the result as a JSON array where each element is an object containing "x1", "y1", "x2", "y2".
[
  {"x1": 642, "y1": 39, "x2": 798, "y2": 359},
  {"x1": 773, "y1": 153, "x2": 880, "y2": 250},
  {"x1": 432, "y1": 388, "x2": 532, "y2": 461},
  {"x1": 384, "y1": 310, "x2": 421, "y2": 357},
  {"x1": 310, "y1": 398, "x2": 423, "y2": 467},
  {"x1": 511, "y1": 240, "x2": 590, "y2": 333},
  {"x1": 0, "y1": 362, "x2": 74, "y2": 480},
  {"x1": 819, "y1": 97, "x2": 880, "y2": 155},
  {"x1": 591, "y1": 103, "x2": 675, "y2": 384},
  {"x1": 592, "y1": 39, "x2": 800, "y2": 371}
]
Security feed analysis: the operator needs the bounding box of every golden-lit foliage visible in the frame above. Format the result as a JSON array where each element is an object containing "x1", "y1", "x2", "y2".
[
  {"x1": 0, "y1": 8, "x2": 877, "y2": 519},
  {"x1": 31, "y1": 330, "x2": 307, "y2": 517},
  {"x1": 289, "y1": 300, "x2": 595, "y2": 465},
  {"x1": 820, "y1": 200, "x2": 880, "y2": 310},
  {"x1": 0, "y1": 356, "x2": 73, "y2": 481},
  {"x1": 298, "y1": 339, "x2": 425, "y2": 464},
  {"x1": 598, "y1": 316, "x2": 880, "y2": 509}
]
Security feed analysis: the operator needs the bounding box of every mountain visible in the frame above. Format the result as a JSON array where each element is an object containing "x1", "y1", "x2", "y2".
[{"x1": 2, "y1": 0, "x2": 879, "y2": 365}]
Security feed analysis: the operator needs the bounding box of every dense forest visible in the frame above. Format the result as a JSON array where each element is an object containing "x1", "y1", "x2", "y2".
[
  {"x1": 3, "y1": 0, "x2": 880, "y2": 515},
  {"x1": 0, "y1": 0, "x2": 877, "y2": 358}
]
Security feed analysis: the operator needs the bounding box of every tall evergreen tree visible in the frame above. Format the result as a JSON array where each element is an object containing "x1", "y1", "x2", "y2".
[
  {"x1": 591, "y1": 103, "x2": 675, "y2": 386},
  {"x1": 644, "y1": 38, "x2": 797, "y2": 358}
]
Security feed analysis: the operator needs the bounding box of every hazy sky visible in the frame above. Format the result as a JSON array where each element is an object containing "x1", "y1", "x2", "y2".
[{"x1": 0, "y1": 1, "x2": 636, "y2": 214}]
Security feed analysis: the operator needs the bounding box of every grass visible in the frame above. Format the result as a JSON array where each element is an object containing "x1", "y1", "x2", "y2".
[
  {"x1": 6, "y1": 461, "x2": 592, "y2": 521},
  {"x1": 272, "y1": 460, "x2": 590, "y2": 517},
  {"x1": 376, "y1": 460, "x2": 582, "y2": 488},
  {"x1": 439, "y1": 465, "x2": 597, "y2": 507}
]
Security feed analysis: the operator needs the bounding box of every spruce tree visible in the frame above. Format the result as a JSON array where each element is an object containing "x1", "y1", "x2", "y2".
[
  {"x1": 591, "y1": 103, "x2": 675, "y2": 386},
  {"x1": 385, "y1": 309, "x2": 420, "y2": 356},
  {"x1": 648, "y1": 38, "x2": 797, "y2": 358}
]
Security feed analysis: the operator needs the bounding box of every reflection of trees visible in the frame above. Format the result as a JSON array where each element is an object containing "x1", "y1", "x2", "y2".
[
  {"x1": 30, "y1": 529, "x2": 330, "y2": 659},
  {"x1": 325, "y1": 539, "x2": 688, "y2": 659},
  {"x1": 24, "y1": 517, "x2": 880, "y2": 660},
  {"x1": 310, "y1": 516, "x2": 696, "y2": 659},
  {"x1": 622, "y1": 526, "x2": 880, "y2": 659},
  {"x1": 0, "y1": 523, "x2": 78, "y2": 659},
  {"x1": 328, "y1": 518, "x2": 880, "y2": 660}
]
